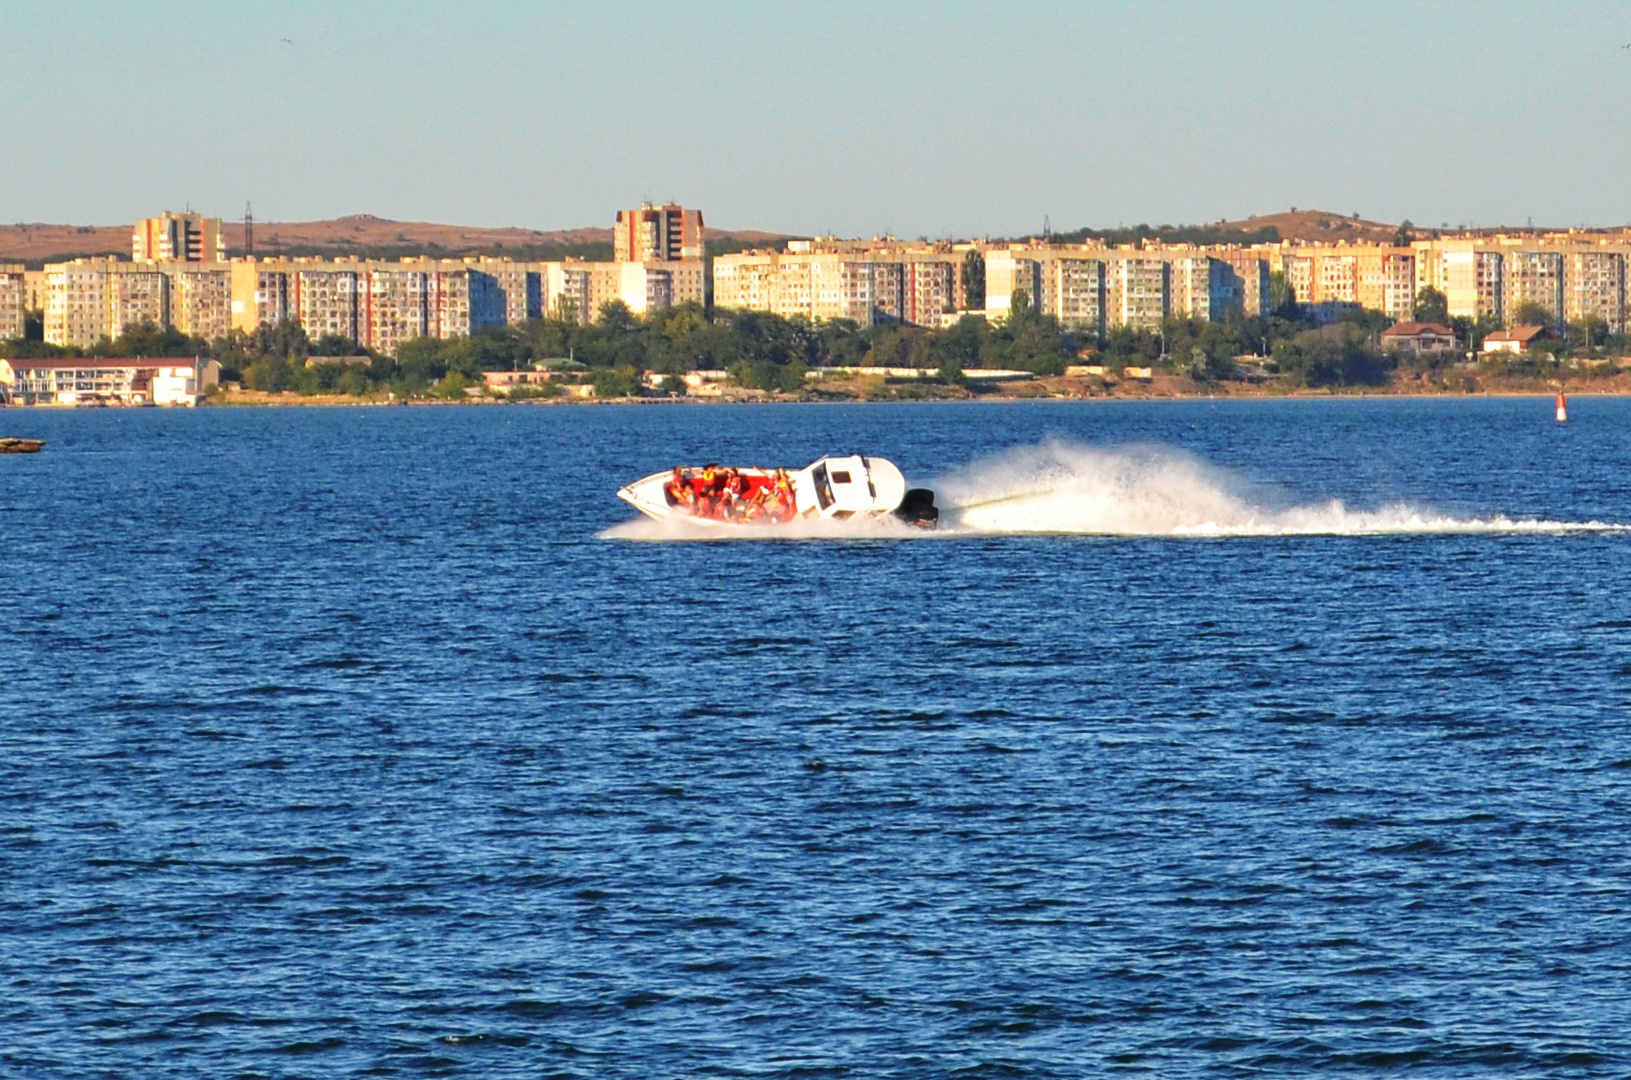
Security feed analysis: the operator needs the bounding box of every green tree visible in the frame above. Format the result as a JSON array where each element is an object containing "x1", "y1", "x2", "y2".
[
  {"x1": 961, "y1": 249, "x2": 985, "y2": 310},
  {"x1": 93, "y1": 321, "x2": 202, "y2": 359},
  {"x1": 252, "y1": 318, "x2": 310, "y2": 359},
  {"x1": 311, "y1": 332, "x2": 366, "y2": 357},
  {"x1": 242, "y1": 354, "x2": 295, "y2": 392},
  {"x1": 1266, "y1": 271, "x2": 1299, "y2": 319},
  {"x1": 1008, "y1": 288, "x2": 1032, "y2": 323},
  {"x1": 596, "y1": 299, "x2": 638, "y2": 333},
  {"x1": 1394, "y1": 219, "x2": 1415, "y2": 247},
  {"x1": 395, "y1": 336, "x2": 451, "y2": 388},
  {"x1": 591, "y1": 366, "x2": 638, "y2": 397},
  {"x1": 431, "y1": 370, "x2": 475, "y2": 400},
  {"x1": 1571, "y1": 315, "x2": 1609, "y2": 349},
  {"x1": 1413, "y1": 287, "x2": 1449, "y2": 324},
  {"x1": 1511, "y1": 301, "x2": 1554, "y2": 328}
]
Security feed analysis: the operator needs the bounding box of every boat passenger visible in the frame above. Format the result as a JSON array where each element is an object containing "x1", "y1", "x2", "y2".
[
  {"x1": 767, "y1": 468, "x2": 796, "y2": 522},
  {"x1": 740, "y1": 483, "x2": 771, "y2": 522},
  {"x1": 664, "y1": 467, "x2": 695, "y2": 509},
  {"x1": 716, "y1": 470, "x2": 744, "y2": 519}
]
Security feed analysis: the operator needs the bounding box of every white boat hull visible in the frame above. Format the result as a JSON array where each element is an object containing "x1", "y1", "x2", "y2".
[{"x1": 617, "y1": 455, "x2": 922, "y2": 528}]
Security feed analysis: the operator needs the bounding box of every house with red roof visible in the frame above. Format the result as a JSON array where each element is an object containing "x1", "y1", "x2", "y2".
[
  {"x1": 1379, "y1": 322, "x2": 1457, "y2": 355},
  {"x1": 1481, "y1": 326, "x2": 1551, "y2": 354}
]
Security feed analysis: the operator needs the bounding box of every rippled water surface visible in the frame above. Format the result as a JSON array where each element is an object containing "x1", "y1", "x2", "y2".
[{"x1": 6, "y1": 397, "x2": 1631, "y2": 1078}]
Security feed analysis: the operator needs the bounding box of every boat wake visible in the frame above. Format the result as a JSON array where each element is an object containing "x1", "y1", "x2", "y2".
[
  {"x1": 602, "y1": 440, "x2": 1630, "y2": 540},
  {"x1": 600, "y1": 514, "x2": 919, "y2": 542},
  {"x1": 938, "y1": 441, "x2": 1629, "y2": 536}
]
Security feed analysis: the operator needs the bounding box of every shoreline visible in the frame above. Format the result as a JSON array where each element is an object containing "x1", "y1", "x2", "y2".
[
  {"x1": 182, "y1": 374, "x2": 1631, "y2": 408},
  {"x1": 12, "y1": 378, "x2": 1621, "y2": 411}
]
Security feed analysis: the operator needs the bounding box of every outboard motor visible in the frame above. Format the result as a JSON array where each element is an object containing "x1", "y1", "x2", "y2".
[{"x1": 894, "y1": 488, "x2": 939, "y2": 529}]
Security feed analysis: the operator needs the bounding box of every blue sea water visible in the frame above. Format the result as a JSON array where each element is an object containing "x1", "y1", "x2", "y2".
[{"x1": 4, "y1": 397, "x2": 1631, "y2": 1078}]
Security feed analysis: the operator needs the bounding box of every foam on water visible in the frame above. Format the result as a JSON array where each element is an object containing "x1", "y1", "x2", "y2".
[
  {"x1": 603, "y1": 440, "x2": 1629, "y2": 540},
  {"x1": 940, "y1": 440, "x2": 1629, "y2": 536},
  {"x1": 600, "y1": 513, "x2": 918, "y2": 542}
]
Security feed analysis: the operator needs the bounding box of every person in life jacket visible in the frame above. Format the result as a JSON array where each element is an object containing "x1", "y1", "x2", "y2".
[
  {"x1": 767, "y1": 468, "x2": 796, "y2": 522},
  {"x1": 694, "y1": 464, "x2": 722, "y2": 517},
  {"x1": 664, "y1": 467, "x2": 696, "y2": 510},
  {"x1": 716, "y1": 469, "x2": 746, "y2": 520},
  {"x1": 740, "y1": 479, "x2": 771, "y2": 522}
]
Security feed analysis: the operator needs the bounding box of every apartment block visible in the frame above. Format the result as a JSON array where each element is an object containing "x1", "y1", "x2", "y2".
[
  {"x1": 1044, "y1": 258, "x2": 1105, "y2": 333},
  {"x1": 366, "y1": 268, "x2": 429, "y2": 355},
  {"x1": 110, "y1": 269, "x2": 169, "y2": 338},
  {"x1": 984, "y1": 251, "x2": 1042, "y2": 322},
  {"x1": 294, "y1": 268, "x2": 361, "y2": 342},
  {"x1": 45, "y1": 262, "x2": 109, "y2": 346},
  {"x1": 43, "y1": 260, "x2": 174, "y2": 347},
  {"x1": 0, "y1": 265, "x2": 25, "y2": 340},
  {"x1": 1355, "y1": 250, "x2": 1416, "y2": 322},
  {"x1": 427, "y1": 267, "x2": 505, "y2": 338},
  {"x1": 1501, "y1": 250, "x2": 1565, "y2": 324},
  {"x1": 133, "y1": 212, "x2": 224, "y2": 263},
  {"x1": 614, "y1": 203, "x2": 705, "y2": 262},
  {"x1": 712, "y1": 253, "x2": 776, "y2": 313},
  {"x1": 1431, "y1": 246, "x2": 1503, "y2": 321},
  {"x1": 1282, "y1": 255, "x2": 1314, "y2": 310},
  {"x1": 1108, "y1": 258, "x2": 1169, "y2": 331},
  {"x1": 485, "y1": 263, "x2": 543, "y2": 324},
  {"x1": 1168, "y1": 257, "x2": 1221, "y2": 322},
  {"x1": 230, "y1": 262, "x2": 291, "y2": 331},
  {"x1": 169, "y1": 267, "x2": 232, "y2": 340},
  {"x1": 1313, "y1": 253, "x2": 1359, "y2": 305},
  {"x1": 903, "y1": 257, "x2": 958, "y2": 326},
  {"x1": 1212, "y1": 251, "x2": 1273, "y2": 317},
  {"x1": 1566, "y1": 251, "x2": 1625, "y2": 330}
]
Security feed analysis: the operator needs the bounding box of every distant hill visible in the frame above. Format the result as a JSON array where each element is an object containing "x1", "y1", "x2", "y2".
[
  {"x1": 1215, "y1": 209, "x2": 1408, "y2": 245},
  {"x1": 1039, "y1": 209, "x2": 1412, "y2": 248},
  {"x1": 0, "y1": 214, "x2": 791, "y2": 266}
]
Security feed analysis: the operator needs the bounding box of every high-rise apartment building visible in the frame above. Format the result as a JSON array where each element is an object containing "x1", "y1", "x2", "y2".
[
  {"x1": 1354, "y1": 250, "x2": 1416, "y2": 321},
  {"x1": 230, "y1": 263, "x2": 291, "y2": 331},
  {"x1": 1042, "y1": 258, "x2": 1106, "y2": 333},
  {"x1": 295, "y1": 268, "x2": 362, "y2": 342},
  {"x1": 1107, "y1": 258, "x2": 1170, "y2": 331},
  {"x1": 902, "y1": 257, "x2": 959, "y2": 327},
  {"x1": 1566, "y1": 251, "x2": 1625, "y2": 331},
  {"x1": 1502, "y1": 250, "x2": 1565, "y2": 323},
  {"x1": 0, "y1": 266, "x2": 25, "y2": 340},
  {"x1": 169, "y1": 267, "x2": 232, "y2": 340},
  {"x1": 614, "y1": 203, "x2": 705, "y2": 262},
  {"x1": 133, "y1": 212, "x2": 224, "y2": 263}
]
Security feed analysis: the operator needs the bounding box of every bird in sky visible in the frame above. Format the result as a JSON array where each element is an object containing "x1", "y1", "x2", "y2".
[{"x1": 280, "y1": 37, "x2": 295, "y2": 46}]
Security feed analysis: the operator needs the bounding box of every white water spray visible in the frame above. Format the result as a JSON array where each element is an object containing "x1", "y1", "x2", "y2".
[{"x1": 938, "y1": 441, "x2": 1626, "y2": 536}]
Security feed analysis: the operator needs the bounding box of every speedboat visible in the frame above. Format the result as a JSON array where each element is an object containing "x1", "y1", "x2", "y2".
[{"x1": 617, "y1": 454, "x2": 938, "y2": 529}]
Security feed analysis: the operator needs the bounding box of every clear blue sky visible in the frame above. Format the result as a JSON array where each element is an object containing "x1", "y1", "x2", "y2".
[{"x1": 4, "y1": 0, "x2": 1629, "y2": 235}]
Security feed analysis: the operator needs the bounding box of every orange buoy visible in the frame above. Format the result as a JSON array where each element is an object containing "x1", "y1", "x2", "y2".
[{"x1": 1556, "y1": 392, "x2": 1569, "y2": 423}]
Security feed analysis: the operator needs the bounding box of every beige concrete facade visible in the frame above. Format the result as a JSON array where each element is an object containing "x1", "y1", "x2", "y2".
[
  {"x1": 0, "y1": 265, "x2": 25, "y2": 340},
  {"x1": 134, "y1": 212, "x2": 224, "y2": 263},
  {"x1": 1566, "y1": 251, "x2": 1625, "y2": 330},
  {"x1": 169, "y1": 267, "x2": 232, "y2": 340},
  {"x1": 614, "y1": 204, "x2": 705, "y2": 262},
  {"x1": 43, "y1": 260, "x2": 174, "y2": 347}
]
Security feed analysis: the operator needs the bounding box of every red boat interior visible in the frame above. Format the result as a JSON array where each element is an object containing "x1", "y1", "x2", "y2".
[{"x1": 667, "y1": 469, "x2": 793, "y2": 523}]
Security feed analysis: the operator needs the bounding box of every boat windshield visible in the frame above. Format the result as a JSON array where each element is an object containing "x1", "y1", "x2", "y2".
[{"x1": 810, "y1": 464, "x2": 836, "y2": 510}]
